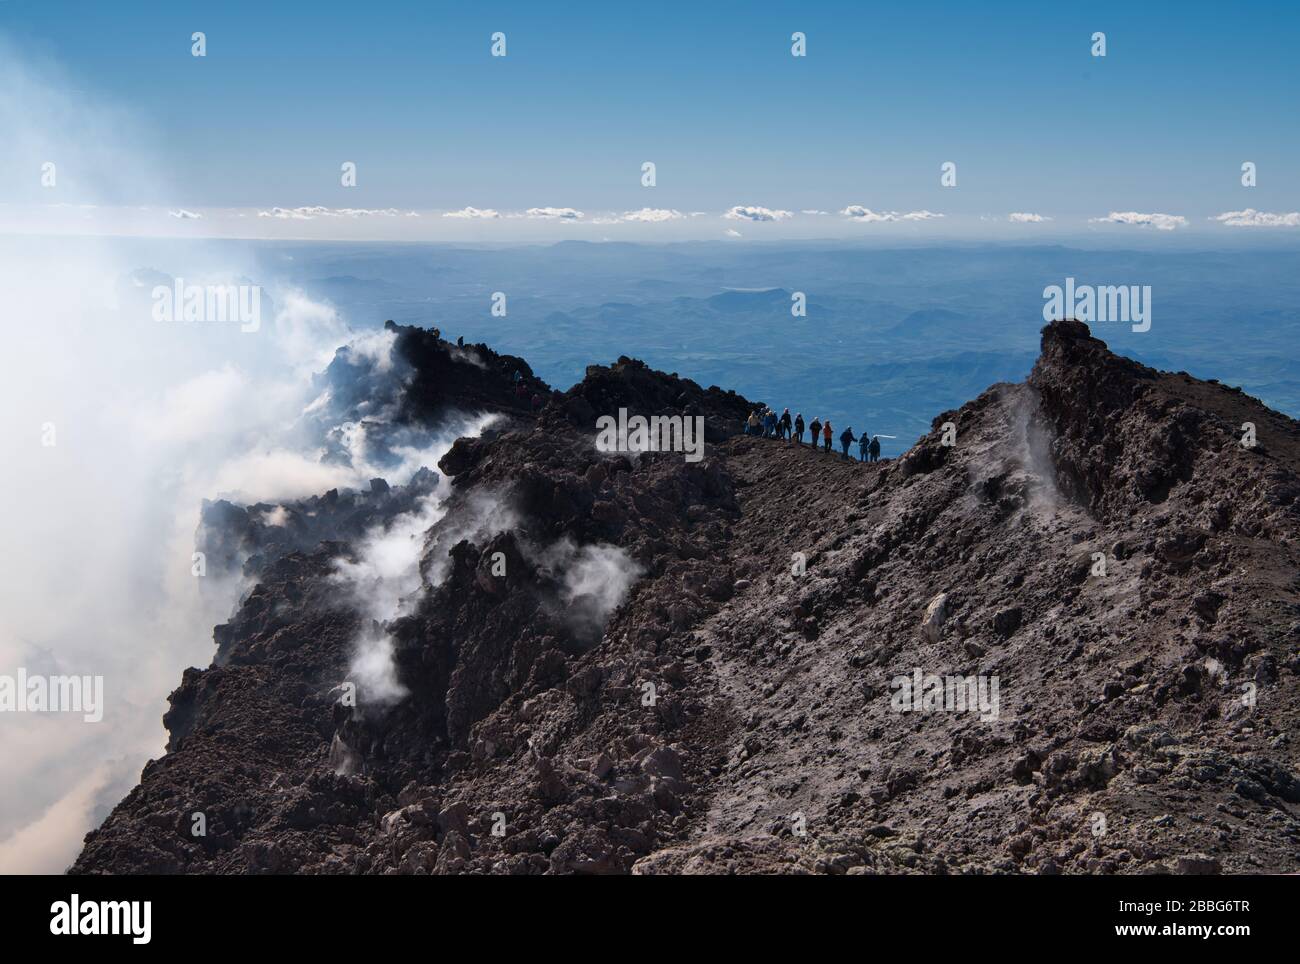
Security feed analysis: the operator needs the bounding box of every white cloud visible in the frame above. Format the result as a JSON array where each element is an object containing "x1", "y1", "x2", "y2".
[
  {"x1": 723, "y1": 205, "x2": 793, "y2": 222},
  {"x1": 524, "y1": 206, "x2": 584, "y2": 220},
  {"x1": 841, "y1": 207, "x2": 891, "y2": 222},
  {"x1": 724, "y1": 228, "x2": 742, "y2": 238},
  {"x1": 1089, "y1": 211, "x2": 1186, "y2": 231},
  {"x1": 258, "y1": 207, "x2": 322, "y2": 220},
  {"x1": 335, "y1": 208, "x2": 408, "y2": 218},
  {"x1": 620, "y1": 207, "x2": 684, "y2": 222},
  {"x1": 800, "y1": 209, "x2": 831, "y2": 216},
  {"x1": 168, "y1": 209, "x2": 203, "y2": 219},
  {"x1": 443, "y1": 206, "x2": 501, "y2": 220},
  {"x1": 587, "y1": 208, "x2": 685, "y2": 224},
  {"x1": 1211, "y1": 208, "x2": 1300, "y2": 228},
  {"x1": 257, "y1": 206, "x2": 409, "y2": 220},
  {"x1": 1008, "y1": 212, "x2": 1053, "y2": 223},
  {"x1": 841, "y1": 206, "x2": 945, "y2": 222}
]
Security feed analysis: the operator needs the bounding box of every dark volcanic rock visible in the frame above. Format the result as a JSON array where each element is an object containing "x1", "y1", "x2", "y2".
[{"x1": 72, "y1": 321, "x2": 1300, "y2": 875}]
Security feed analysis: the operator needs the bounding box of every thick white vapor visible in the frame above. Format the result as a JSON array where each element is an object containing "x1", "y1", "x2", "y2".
[
  {"x1": 535, "y1": 538, "x2": 644, "y2": 636},
  {"x1": 0, "y1": 38, "x2": 442, "y2": 871},
  {"x1": 331, "y1": 413, "x2": 502, "y2": 708}
]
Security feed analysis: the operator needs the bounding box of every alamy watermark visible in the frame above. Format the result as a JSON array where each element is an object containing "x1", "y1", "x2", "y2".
[
  {"x1": 0, "y1": 668, "x2": 103, "y2": 722},
  {"x1": 595, "y1": 408, "x2": 705, "y2": 463},
  {"x1": 151, "y1": 279, "x2": 262, "y2": 332},
  {"x1": 890, "y1": 668, "x2": 1000, "y2": 722},
  {"x1": 50, "y1": 895, "x2": 150, "y2": 944},
  {"x1": 1043, "y1": 277, "x2": 1151, "y2": 333}
]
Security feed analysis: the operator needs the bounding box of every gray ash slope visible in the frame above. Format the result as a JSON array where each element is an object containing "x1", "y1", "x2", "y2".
[{"x1": 73, "y1": 320, "x2": 1300, "y2": 874}]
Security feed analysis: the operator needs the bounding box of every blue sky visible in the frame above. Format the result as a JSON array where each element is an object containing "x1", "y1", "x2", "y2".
[{"x1": 2, "y1": 0, "x2": 1299, "y2": 239}]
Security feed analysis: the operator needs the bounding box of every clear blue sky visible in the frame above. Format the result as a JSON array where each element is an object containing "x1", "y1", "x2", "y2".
[{"x1": 3, "y1": 0, "x2": 1298, "y2": 235}]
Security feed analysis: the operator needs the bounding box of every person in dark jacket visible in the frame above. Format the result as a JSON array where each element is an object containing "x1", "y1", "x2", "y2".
[
  {"x1": 822, "y1": 420, "x2": 833, "y2": 453},
  {"x1": 779, "y1": 408, "x2": 792, "y2": 440},
  {"x1": 763, "y1": 409, "x2": 776, "y2": 438},
  {"x1": 839, "y1": 425, "x2": 855, "y2": 459},
  {"x1": 869, "y1": 436, "x2": 881, "y2": 461},
  {"x1": 858, "y1": 430, "x2": 870, "y2": 461},
  {"x1": 793, "y1": 413, "x2": 805, "y2": 443},
  {"x1": 809, "y1": 417, "x2": 821, "y2": 449}
]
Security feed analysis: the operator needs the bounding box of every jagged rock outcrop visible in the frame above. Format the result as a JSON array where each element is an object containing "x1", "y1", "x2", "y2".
[
  {"x1": 387, "y1": 322, "x2": 542, "y2": 422},
  {"x1": 72, "y1": 321, "x2": 1300, "y2": 875}
]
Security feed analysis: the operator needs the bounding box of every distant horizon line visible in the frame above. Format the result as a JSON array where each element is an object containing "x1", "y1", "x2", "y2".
[{"x1": 3, "y1": 231, "x2": 1299, "y2": 253}]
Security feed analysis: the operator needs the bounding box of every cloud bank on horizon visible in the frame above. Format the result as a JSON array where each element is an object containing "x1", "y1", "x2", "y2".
[{"x1": 13, "y1": 202, "x2": 1300, "y2": 242}]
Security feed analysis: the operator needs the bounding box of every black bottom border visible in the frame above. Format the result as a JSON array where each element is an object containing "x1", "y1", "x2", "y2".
[{"x1": 0, "y1": 871, "x2": 1287, "y2": 949}]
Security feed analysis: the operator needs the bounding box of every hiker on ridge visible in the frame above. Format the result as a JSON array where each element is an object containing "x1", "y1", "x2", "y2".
[
  {"x1": 840, "y1": 425, "x2": 855, "y2": 459},
  {"x1": 794, "y1": 413, "x2": 805, "y2": 444},
  {"x1": 858, "y1": 429, "x2": 871, "y2": 461},
  {"x1": 780, "y1": 408, "x2": 792, "y2": 440},
  {"x1": 809, "y1": 417, "x2": 821, "y2": 449},
  {"x1": 869, "y1": 435, "x2": 881, "y2": 462},
  {"x1": 822, "y1": 420, "x2": 833, "y2": 453},
  {"x1": 746, "y1": 411, "x2": 761, "y2": 436}
]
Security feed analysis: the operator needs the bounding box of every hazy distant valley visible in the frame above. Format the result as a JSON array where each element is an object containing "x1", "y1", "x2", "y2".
[{"x1": 183, "y1": 240, "x2": 1300, "y2": 456}]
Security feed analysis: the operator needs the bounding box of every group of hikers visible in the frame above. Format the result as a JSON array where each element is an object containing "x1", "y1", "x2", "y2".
[
  {"x1": 744, "y1": 407, "x2": 882, "y2": 462},
  {"x1": 513, "y1": 368, "x2": 545, "y2": 410}
]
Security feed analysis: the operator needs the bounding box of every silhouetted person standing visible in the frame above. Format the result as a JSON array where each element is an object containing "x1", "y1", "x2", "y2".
[
  {"x1": 822, "y1": 420, "x2": 833, "y2": 453},
  {"x1": 809, "y1": 417, "x2": 821, "y2": 449},
  {"x1": 794, "y1": 413, "x2": 805, "y2": 443},
  {"x1": 869, "y1": 436, "x2": 881, "y2": 462}
]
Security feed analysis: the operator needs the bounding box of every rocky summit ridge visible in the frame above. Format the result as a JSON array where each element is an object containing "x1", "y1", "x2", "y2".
[{"x1": 72, "y1": 320, "x2": 1300, "y2": 875}]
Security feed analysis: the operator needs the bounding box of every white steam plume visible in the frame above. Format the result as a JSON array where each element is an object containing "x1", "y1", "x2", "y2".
[
  {"x1": 0, "y1": 36, "x2": 460, "y2": 871},
  {"x1": 535, "y1": 538, "x2": 644, "y2": 636},
  {"x1": 331, "y1": 413, "x2": 502, "y2": 708}
]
